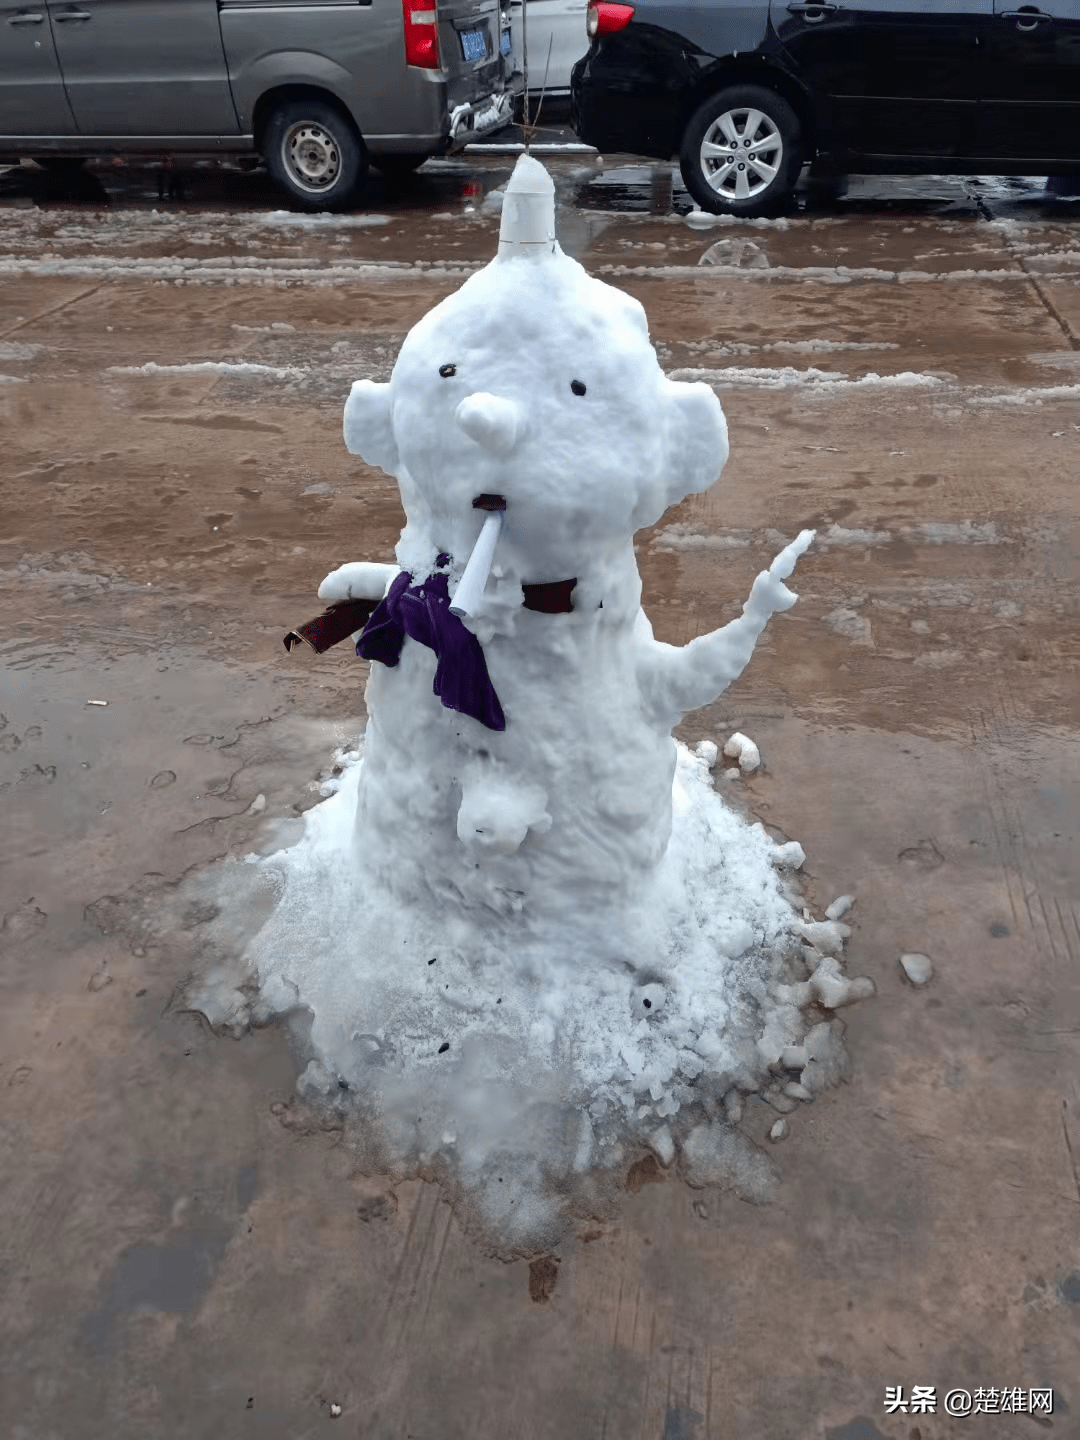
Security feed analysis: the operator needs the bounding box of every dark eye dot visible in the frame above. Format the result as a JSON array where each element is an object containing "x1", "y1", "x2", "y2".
[
  {"x1": 439, "y1": 363, "x2": 457, "y2": 378},
  {"x1": 571, "y1": 378, "x2": 587, "y2": 396},
  {"x1": 643, "y1": 998, "x2": 652, "y2": 1008}
]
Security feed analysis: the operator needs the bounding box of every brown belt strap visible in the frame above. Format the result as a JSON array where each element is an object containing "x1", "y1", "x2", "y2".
[
  {"x1": 522, "y1": 578, "x2": 577, "y2": 614},
  {"x1": 283, "y1": 597, "x2": 379, "y2": 654}
]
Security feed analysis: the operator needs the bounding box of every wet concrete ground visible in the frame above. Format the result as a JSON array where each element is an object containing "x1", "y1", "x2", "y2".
[{"x1": 1, "y1": 149, "x2": 1079, "y2": 1440}]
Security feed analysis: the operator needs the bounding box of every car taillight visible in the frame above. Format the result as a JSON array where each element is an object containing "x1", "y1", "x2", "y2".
[
  {"x1": 403, "y1": 0, "x2": 440, "y2": 68},
  {"x1": 586, "y1": 1, "x2": 634, "y2": 38}
]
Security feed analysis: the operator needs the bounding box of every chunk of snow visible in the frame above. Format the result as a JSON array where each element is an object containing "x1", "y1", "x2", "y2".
[
  {"x1": 808, "y1": 956, "x2": 875, "y2": 1009},
  {"x1": 695, "y1": 739, "x2": 718, "y2": 768},
  {"x1": 825, "y1": 895, "x2": 854, "y2": 921},
  {"x1": 649, "y1": 1126, "x2": 676, "y2": 1167},
  {"x1": 681, "y1": 1122, "x2": 777, "y2": 1202},
  {"x1": 899, "y1": 952, "x2": 934, "y2": 985},
  {"x1": 764, "y1": 1088, "x2": 796, "y2": 1114},
  {"x1": 798, "y1": 920, "x2": 851, "y2": 956},
  {"x1": 723, "y1": 732, "x2": 760, "y2": 773},
  {"x1": 771, "y1": 841, "x2": 805, "y2": 870},
  {"x1": 800, "y1": 1021, "x2": 851, "y2": 1093}
]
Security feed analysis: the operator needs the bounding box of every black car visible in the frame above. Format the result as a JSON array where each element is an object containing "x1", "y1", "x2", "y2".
[{"x1": 572, "y1": 0, "x2": 1080, "y2": 215}]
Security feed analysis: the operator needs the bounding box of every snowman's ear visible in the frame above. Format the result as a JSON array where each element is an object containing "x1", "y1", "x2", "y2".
[
  {"x1": 344, "y1": 379, "x2": 399, "y2": 475},
  {"x1": 663, "y1": 378, "x2": 729, "y2": 504}
]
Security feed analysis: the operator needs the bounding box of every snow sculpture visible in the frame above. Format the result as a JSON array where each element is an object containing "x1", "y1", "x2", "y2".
[
  {"x1": 224, "y1": 154, "x2": 871, "y2": 1253},
  {"x1": 319, "y1": 154, "x2": 812, "y2": 946}
]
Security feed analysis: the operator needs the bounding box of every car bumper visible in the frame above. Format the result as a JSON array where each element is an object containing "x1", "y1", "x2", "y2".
[
  {"x1": 448, "y1": 89, "x2": 516, "y2": 146},
  {"x1": 570, "y1": 38, "x2": 683, "y2": 159}
]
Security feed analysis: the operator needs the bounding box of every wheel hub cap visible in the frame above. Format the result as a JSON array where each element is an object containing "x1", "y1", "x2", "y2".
[
  {"x1": 700, "y1": 107, "x2": 783, "y2": 202},
  {"x1": 283, "y1": 122, "x2": 341, "y2": 192}
]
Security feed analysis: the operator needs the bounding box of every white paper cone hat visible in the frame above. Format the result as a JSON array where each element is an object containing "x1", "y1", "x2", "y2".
[{"x1": 498, "y1": 153, "x2": 556, "y2": 259}]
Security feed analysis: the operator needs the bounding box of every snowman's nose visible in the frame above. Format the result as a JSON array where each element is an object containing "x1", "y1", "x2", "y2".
[{"x1": 455, "y1": 393, "x2": 522, "y2": 455}]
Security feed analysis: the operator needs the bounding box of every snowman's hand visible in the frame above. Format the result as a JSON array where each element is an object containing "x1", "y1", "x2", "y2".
[
  {"x1": 318, "y1": 561, "x2": 399, "y2": 605},
  {"x1": 744, "y1": 529, "x2": 815, "y2": 622},
  {"x1": 640, "y1": 530, "x2": 814, "y2": 723}
]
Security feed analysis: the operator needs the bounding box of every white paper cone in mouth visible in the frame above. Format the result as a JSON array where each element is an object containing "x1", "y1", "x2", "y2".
[
  {"x1": 498, "y1": 152, "x2": 556, "y2": 259},
  {"x1": 449, "y1": 511, "x2": 504, "y2": 618}
]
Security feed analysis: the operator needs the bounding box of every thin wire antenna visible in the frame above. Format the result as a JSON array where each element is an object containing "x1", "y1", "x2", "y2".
[
  {"x1": 531, "y1": 33, "x2": 554, "y2": 135},
  {"x1": 521, "y1": 0, "x2": 530, "y2": 145}
]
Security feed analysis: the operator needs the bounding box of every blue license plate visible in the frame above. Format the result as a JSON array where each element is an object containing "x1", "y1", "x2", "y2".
[
  {"x1": 460, "y1": 27, "x2": 487, "y2": 60},
  {"x1": 500, "y1": 28, "x2": 511, "y2": 54}
]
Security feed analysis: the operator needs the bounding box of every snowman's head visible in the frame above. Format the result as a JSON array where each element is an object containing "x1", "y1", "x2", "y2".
[{"x1": 344, "y1": 156, "x2": 728, "y2": 585}]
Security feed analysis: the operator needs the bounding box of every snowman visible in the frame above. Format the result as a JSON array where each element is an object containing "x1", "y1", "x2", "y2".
[{"x1": 315, "y1": 153, "x2": 812, "y2": 974}]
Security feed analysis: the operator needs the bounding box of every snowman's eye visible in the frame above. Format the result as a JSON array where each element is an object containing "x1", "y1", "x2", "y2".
[
  {"x1": 570, "y1": 379, "x2": 587, "y2": 396},
  {"x1": 439, "y1": 363, "x2": 457, "y2": 378}
]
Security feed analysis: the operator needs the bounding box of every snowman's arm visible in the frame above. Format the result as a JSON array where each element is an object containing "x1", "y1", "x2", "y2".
[
  {"x1": 640, "y1": 531, "x2": 814, "y2": 722},
  {"x1": 318, "y1": 561, "x2": 400, "y2": 605}
]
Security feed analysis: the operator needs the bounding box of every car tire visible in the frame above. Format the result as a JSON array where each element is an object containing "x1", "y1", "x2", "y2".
[
  {"x1": 680, "y1": 85, "x2": 802, "y2": 217},
  {"x1": 262, "y1": 98, "x2": 367, "y2": 211}
]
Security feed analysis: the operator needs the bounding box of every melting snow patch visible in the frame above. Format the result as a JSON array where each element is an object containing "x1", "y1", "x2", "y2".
[
  {"x1": 684, "y1": 208, "x2": 791, "y2": 231},
  {"x1": 971, "y1": 382, "x2": 1080, "y2": 406},
  {"x1": 257, "y1": 211, "x2": 391, "y2": 228},
  {"x1": 667, "y1": 365, "x2": 945, "y2": 391},
  {"x1": 651, "y1": 524, "x2": 751, "y2": 551},
  {"x1": 909, "y1": 521, "x2": 1003, "y2": 545},
  {"x1": 109, "y1": 360, "x2": 307, "y2": 381},
  {"x1": 818, "y1": 525, "x2": 891, "y2": 548},
  {"x1": 764, "y1": 339, "x2": 899, "y2": 354},
  {"x1": 822, "y1": 607, "x2": 874, "y2": 645},
  {"x1": 0, "y1": 341, "x2": 45, "y2": 360}
]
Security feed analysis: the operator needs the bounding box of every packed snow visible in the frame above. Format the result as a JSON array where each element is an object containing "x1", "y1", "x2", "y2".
[{"x1": 185, "y1": 156, "x2": 873, "y2": 1255}]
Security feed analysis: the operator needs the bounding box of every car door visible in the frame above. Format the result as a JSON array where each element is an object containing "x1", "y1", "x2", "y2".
[
  {"x1": 47, "y1": 0, "x2": 240, "y2": 135},
  {"x1": 980, "y1": 0, "x2": 1080, "y2": 158},
  {"x1": 0, "y1": 1, "x2": 77, "y2": 132},
  {"x1": 772, "y1": 0, "x2": 991, "y2": 159},
  {"x1": 511, "y1": 0, "x2": 588, "y2": 93}
]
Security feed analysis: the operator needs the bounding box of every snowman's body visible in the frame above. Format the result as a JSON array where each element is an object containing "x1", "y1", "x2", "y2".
[
  {"x1": 356, "y1": 568, "x2": 675, "y2": 944},
  {"x1": 323, "y1": 157, "x2": 811, "y2": 976}
]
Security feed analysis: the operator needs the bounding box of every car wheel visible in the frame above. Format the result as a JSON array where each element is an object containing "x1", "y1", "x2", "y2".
[
  {"x1": 680, "y1": 85, "x2": 802, "y2": 217},
  {"x1": 262, "y1": 98, "x2": 367, "y2": 211}
]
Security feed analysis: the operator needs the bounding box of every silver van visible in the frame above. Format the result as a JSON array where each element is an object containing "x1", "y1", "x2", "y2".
[{"x1": 0, "y1": 0, "x2": 516, "y2": 207}]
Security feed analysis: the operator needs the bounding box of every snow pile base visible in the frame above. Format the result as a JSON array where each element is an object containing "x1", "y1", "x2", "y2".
[{"x1": 178, "y1": 736, "x2": 871, "y2": 1258}]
